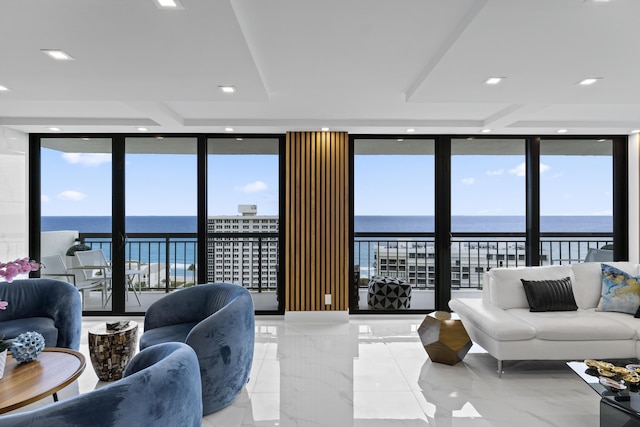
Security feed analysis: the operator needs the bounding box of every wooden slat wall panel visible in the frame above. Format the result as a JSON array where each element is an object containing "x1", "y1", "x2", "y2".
[{"x1": 285, "y1": 131, "x2": 349, "y2": 311}]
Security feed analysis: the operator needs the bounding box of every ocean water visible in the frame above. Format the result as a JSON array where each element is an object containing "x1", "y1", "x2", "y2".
[{"x1": 41, "y1": 215, "x2": 613, "y2": 233}]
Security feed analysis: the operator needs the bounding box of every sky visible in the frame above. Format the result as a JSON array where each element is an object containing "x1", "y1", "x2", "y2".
[{"x1": 40, "y1": 146, "x2": 612, "y2": 217}]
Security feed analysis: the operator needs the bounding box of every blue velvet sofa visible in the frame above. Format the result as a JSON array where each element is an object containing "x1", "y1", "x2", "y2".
[
  {"x1": 0, "y1": 279, "x2": 81, "y2": 350},
  {"x1": 0, "y1": 342, "x2": 202, "y2": 427},
  {"x1": 140, "y1": 283, "x2": 255, "y2": 415}
]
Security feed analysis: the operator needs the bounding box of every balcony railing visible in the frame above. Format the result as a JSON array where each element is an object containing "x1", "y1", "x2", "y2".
[
  {"x1": 78, "y1": 230, "x2": 612, "y2": 293},
  {"x1": 355, "y1": 232, "x2": 613, "y2": 290},
  {"x1": 78, "y1": 231, "x2": 279, "y2": 292}
]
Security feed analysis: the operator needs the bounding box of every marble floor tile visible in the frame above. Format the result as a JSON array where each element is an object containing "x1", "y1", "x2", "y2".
[{"x1": 1, "y1": 315, "x2": 608, "y2": 427}]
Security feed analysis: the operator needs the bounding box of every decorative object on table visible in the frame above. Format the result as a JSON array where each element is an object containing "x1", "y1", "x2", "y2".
[
  {"x1": 418, "y1": 311, "x2": 472, "y2": 365},
  {"x1": 0, "y1": 335, "x2": 14, "y2": 379},
  {"x1": 106, "y1": 320, "x2": 130, "y2": 331},
  {"x1": 88, "y1": 321, "x2": 138, "y2": 381},
  {"x1": 10, "y1": 331, "x2": 45, "y2": 363},
  {"x1": 0, "y1": 258, "x2": 40, "y2": 283},
  {"x1": 65, "y1": 238, "x2": 91, "y2": 256}
]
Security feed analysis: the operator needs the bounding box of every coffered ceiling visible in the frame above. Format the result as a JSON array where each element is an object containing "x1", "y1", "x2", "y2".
[{"x1": 1, "y1": 0, "x2": 638, "y2": 136}]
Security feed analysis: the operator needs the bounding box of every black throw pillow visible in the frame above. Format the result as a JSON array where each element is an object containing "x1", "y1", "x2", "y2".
[{"x1": 520, "y1": 277, "x2": 578, "y2": 312}]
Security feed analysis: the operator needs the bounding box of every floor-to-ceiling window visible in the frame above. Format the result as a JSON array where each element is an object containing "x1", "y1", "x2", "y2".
[
  {"x1": 40, "y1": 137, "x2": 113, "y2": 312},
  {"x1": 352, "y1": 137, "x2": 435, "y2": 312},
  {"x1": 540, "y1": 138, "x2": 613, "y2": 263},
  {"x1": 451, "y1": 138, "x2": 526, "y2": 293},
  {"x1": 124, "y1": 137, "x2": 198, "y2": 313},
  {"x1": 207, "y1": 137, "x2": 282, "y2": 312}
]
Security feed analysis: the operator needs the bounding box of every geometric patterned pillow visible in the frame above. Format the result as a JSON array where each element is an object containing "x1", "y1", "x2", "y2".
[
  {"x1": 596, "y1": 264, "x2": 640, "y2": 314},
  {"x1": 367, "y1": 276, "x2": 411, "y2": 310}
]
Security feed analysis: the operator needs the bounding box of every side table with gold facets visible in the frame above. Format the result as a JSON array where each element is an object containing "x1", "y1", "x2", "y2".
[
  {"x1": 418, "y1": 311, "x2": 472, "y2": 365},
  {"x1": 88, "y1": 321, "x2": 138, "y2": 381}
]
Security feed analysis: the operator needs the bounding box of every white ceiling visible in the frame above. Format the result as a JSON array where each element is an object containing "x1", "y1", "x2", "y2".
[{"x1": 1, "y1": 0, "x2": 639, "y2": 136}]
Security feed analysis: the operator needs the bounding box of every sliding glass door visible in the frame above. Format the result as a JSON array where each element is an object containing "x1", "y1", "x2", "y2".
[
  {"x1": 124, "y1": 137, "x2": 198, "y2": 313},
  {"x1": 40, "y1": 137, "x2": 113, "y2": 312}
]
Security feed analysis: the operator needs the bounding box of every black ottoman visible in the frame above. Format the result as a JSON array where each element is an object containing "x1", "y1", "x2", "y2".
[{"x1": 367, "y1": 276, "x2": 412, "y2": 309}]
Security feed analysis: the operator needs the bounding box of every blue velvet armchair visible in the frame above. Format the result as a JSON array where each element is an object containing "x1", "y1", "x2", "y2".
[
  {"x1": 0, "y1": 342, "x2": 202, "y2": 427},
  {"x1": 0, "y1": 279, "x2": 81, "y2": 350},
  {"x1": 140, "y1": 282, "x2": 255, "y2": 415}
]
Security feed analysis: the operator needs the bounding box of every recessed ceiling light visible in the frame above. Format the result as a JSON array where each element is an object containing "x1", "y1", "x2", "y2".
[
  {"x1": 41, "y1": 49, "x2": 74, "y2": 61},
  {"x1": 236, "y1": 138, "x2": 243, "y2": 141},
  {"x1": 597, "y1": 138, "x2": 608, "y2": 142},
  {"x1": 406, "y1": 128, "x2": 415, "y2": 133},
  {"x1": 225, "y1": 127, "x2": 234, "y2": 132},
  {"x1": 480, "y1": 129, "x2": 491, "y2": 133},
  {"x1": 153, "y1": 0, "x2": 184, "y2": 9},
  {"x1": 578, "y1": 77, "x2": 602, "y2": 85},
  {"x1": 484, "y1": 77, "x2": 505, "y2": 85},
  {"x1": 557, "y1": 129, "x2": 568, "y2": 133},
  {"x1": 218, "y1": 86, "x2": 236, "y2": 93},
  {"x1": 321, "y1": 127, "x2": 330, "y2": 131},
  {"x1": 397, "y1": 139, "x2": 404, "y2": 142},
  {"x1": 49, "y1": 127, "x2": 61, "y2": 132},
  {"x1": 0, "y1": 86, "x2": 9, "y2": 92},
  {"x1": 137, "y1": 127, "x2": 148, "y2": 132},
  {"x1": 81, "y1": 137, "x2": 91, "y2": 141},
  {"x1": 156, "y1": 136, "x2": 164, "y2": 140}
]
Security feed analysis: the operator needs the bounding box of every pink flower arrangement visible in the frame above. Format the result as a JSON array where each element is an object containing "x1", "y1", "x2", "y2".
[
  {"x1": 0, "y1": 258, "x2": 40, "y2": 283},
  {"x1": 0, "y1": 258, "x2": 40, "y2": 311}
]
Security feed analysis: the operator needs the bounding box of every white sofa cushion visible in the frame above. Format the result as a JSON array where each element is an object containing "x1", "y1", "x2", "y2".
[
  {"x1": 508, "y1": 308, "x2": 636, "y2": 341},
  {"x1": 571, "y1": 261, "x2": 639, "y2": 309},
  {"x1": 488, "y1": 265, "x2": 575, "y2": 310}
]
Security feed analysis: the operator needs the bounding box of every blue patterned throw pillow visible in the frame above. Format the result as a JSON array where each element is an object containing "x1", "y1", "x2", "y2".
[{"x1": 597, "y1": 264, "x2": 640, "y2": 314}]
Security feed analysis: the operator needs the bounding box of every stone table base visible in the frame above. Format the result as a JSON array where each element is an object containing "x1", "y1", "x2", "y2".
[{"x1": 88, "y1": 321, "x2": 138, "y2": 381}]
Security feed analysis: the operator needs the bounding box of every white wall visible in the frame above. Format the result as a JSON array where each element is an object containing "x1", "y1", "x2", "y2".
[{"x1": 0, "y1": 127, "x2": 27, "y2": 261}]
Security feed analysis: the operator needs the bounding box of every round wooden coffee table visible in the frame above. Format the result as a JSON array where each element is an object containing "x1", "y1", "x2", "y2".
[{"x1": 0, "y1": 348, "x2": 86, "y2": 414}]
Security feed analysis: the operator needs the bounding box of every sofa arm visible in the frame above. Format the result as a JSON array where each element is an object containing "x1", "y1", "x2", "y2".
[{"x1": 449, "y1": 298, "x2": 536, "y2": 341}]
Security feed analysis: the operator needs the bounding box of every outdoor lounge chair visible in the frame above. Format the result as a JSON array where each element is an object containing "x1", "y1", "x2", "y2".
[
  {"x1": 41, "y1": 254, "x2": 105, "y2": 309},
  {"x1": 74, "y1": 249, "x2": 141, "y2": 307}
]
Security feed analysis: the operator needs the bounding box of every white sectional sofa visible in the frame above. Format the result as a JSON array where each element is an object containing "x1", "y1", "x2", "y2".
[{"x1": 449, "y1": 262, "x2": 640, "y2": 375}]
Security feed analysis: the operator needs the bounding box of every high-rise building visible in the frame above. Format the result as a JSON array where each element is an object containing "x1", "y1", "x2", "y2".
[{"x1": 206, "y1": 205, "x2": 279, "y2": 290}]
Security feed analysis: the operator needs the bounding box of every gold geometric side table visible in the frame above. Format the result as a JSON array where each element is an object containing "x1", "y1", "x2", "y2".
[
  {"x1": 418, "y1": 311, "x2": 472, "y2": 365},
  {"x1": 88, "y1": 321, "x2": 138, "y2": 381}
]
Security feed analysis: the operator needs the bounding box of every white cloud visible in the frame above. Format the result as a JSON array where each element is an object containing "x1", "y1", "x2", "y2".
[
  {"x1": 238, "y1": 181, "x2": 268, "y2": 193},
  {"x1": 486, "y1": 169, "x2": 504, "y2": 176},
  {"x1": 57, "y1": 190, "x2": 87, "y2": 201},
  {"x1": 509, "y1": 162, "x2": 550, "y2": 177},
  {"x1": 61, "y1": 153, "x2": 111, "y2": 166},
  {"x1": 41, "y1": 195, "x2": 50, "y2": 203},
  {"x1": 461, "y1": 177, "x2": 475, "y2": 185}
]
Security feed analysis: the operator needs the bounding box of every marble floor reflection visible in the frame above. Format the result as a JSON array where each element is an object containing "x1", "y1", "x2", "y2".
[
  {"x1": 204, "y1": 315, "x2": 600, "y2": 427},
  {"x1": 7, "y1": 315, "x2": 602, "y2": 426}
]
